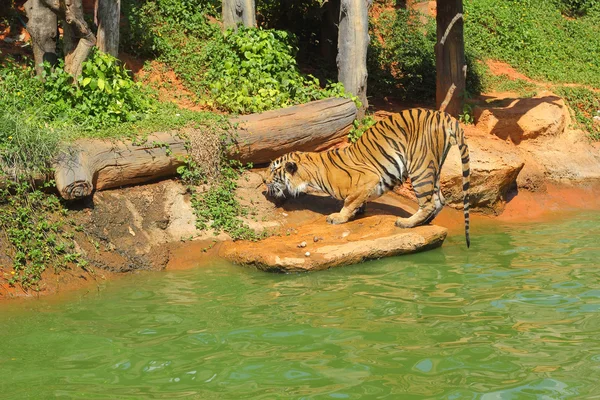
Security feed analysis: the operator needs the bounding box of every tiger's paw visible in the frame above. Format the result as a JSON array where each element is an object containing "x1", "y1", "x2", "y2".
[
  {"x1": 395, "y1": 217, "x2": 413, "y2": 229},
  {"x1": 327, "y1": 213, "x2": 349, "y2": 225}
]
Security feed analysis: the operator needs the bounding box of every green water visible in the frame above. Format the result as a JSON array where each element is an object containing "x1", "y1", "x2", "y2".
[{"x1": 1, "y1": 212, "x2": 600, "y2": 399}]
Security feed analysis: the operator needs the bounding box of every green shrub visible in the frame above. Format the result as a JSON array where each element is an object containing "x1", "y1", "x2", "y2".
[
  {"x1": 464, "y1": 0, "x2": 600, "y2": 88},
  {"x1": 348, "y1": 115, "x2": 376, "y2": 143},
  {"x1": 555, "y1": 86, "x2": 600, "y2": 139},
  {"x1": 0, "y1": 59, "x2": 60, "y2": 175},
  {"x1": 369, "y1": 8, "x2": 436, "y2": 99},
  {"x1": 368, "y1": 6, "x2": 482, "y2": 101},
  {"x1": 553, "y1": 0, "x2": 598, "y2": 16},
  {"x1": 205, "y1": 27, "x2": 345, "y2": 113},
  {"x1": 0, "y1": 183, "x2": 86, "y2": 289},
  {"x1": 41, "y1": 50, "x2": 154, "y2": 129},
  {"x1": 121, "y1": 0, "x2": 220, "y2": 56}
]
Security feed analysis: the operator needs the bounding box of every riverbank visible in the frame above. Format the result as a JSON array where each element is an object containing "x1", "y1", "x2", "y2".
[{"x1": 2, "y1": 175, "x2": 600, "y2": 302}]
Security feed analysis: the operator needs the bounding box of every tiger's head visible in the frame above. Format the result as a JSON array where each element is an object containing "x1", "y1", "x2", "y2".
[{"x1": 264, "y1": 153, "x2": 308, "y2": 199}]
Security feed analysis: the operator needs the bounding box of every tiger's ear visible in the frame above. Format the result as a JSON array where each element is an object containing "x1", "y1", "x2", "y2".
[{"x1": 285, "y1": 161, "x2": 298, "y2": 175}]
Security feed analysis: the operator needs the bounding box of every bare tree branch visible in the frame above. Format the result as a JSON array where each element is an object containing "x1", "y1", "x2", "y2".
[{"x1": 440, "y1": 13, "x2": 463, "y2": 45}]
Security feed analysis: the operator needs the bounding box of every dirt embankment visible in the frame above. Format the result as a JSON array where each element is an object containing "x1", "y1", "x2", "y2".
[{"x1": 3, "y1": 75, "x2": 600, "y2": 299}]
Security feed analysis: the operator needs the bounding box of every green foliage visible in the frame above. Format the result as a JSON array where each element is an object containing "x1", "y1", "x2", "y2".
[
  {"x1": 41, "y1": 50, "x2": 154, "y2": 129},
  {"x1": 179, "y1": 154, "x2": 265, "y2": 241},
  {"x1": 122, "y1": 0, "x2": 345, "y2": 114},
  {"x1": 555, "y1": 86, "x2": 600, "y2": 139},
  {"x1": 206, "y1": 27, "x2": 346, "y2": 113},
  {"x1": 190, "y1": 159, "x2": 263, "y2": 241},
  {"x1": 348, "y1": 115, "x2": 376, "y2": 143},
  {"x1": 464, "y1": 0, "x2": 600, "y2": 88},
  {"x1": 368, "y1": 8, "x2": 436, "y2": 100},
  {"x1": 368, "y1": 6, "x2": 482, "y2": 101},
  {"x1": 553, "y1": 0, "x2": 599, "y2": 16},
  {"x1": 0, "y1": 59, "x2": 61, "y2": 175},
  {"x1": 0, "y1": 183, "x2": 85, "y2": 289},
  {"x1": 120, "y1": 0, "x2": 220, "y2": 56},
  {"x1": 459, "y1": 104, "x2": 475, "y2": 125},
  {"x1": 0, "y1": 53, "x2": 228, "y2": 176}
]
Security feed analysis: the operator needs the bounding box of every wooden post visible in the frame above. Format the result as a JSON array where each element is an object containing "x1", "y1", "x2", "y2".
[
  {"x1": 96, "y1": 0, "x2": 120, "y2": 57},
  {"x1": 435, "y1": 0, "x2": 466, "y2": 117},
  {"x1": 41, "y1": 0, "x2": 96, "y2": 78},
  {"x1": 337, "y1": 0, "x2": 371, "y2": 118},
  {"x1": 24, "y1": 0, "x2": 58, "y2": 77},
  {"x1": 222, "y1": 0, "x2": 256, "y2": 30},
  {"x1": 320, "y1": 0, "x2": 340, "y2": 69}
]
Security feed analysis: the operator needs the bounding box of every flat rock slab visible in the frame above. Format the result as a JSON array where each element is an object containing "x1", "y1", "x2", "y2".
[{"x1": 219, "y1": 216, "x2": 447, "y2": 273}]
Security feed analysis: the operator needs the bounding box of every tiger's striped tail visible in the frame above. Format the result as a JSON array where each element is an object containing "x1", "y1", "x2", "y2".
[{"x1": 457, "y1": 124, "x2": 471, "y2": 248}]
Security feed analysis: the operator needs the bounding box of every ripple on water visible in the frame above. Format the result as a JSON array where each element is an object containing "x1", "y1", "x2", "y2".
[{"x1": 1, "y1": 212, "x2": 600, "y2": 398}]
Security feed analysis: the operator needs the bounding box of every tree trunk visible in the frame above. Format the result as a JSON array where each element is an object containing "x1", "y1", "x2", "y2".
[
  {"x1": 320, "y1": 0, "x2": 339, "y2": 69},
  {"x1": 42, "y1": 0, "x2": 96, "y2": 78},
  {"x1": 337, "y1": 0, "x2": 371, "y2": 118},
  {"x1": 24, "y1": 0, "x2": 58, "y2": 77},
  {"x1": 96, "y1": 0, "x2": 120, "y2": 57},
  {"x1": 222, "y1": 0, "x2": 256, "y2": 31},
  {"x1": 435, "y1": 0, "x2": 466, "y2": 117},
  {"x1": 53, "y1": 98, "x2": 357, "y2": 200}
]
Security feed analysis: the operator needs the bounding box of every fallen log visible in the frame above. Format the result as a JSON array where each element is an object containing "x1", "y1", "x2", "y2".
[
  {"x1": 53, "y1": 97, "x2": 357, "y2": 200},
  {"x1": 229, "y1": 97, "x2": 357, "y2": 164}
]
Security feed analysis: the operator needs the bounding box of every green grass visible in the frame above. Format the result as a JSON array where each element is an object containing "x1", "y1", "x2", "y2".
[
  {"x1": 555, "y1": 86, "x2": 600, "y2": 139},
  {"x1": 0, "y1": 182, "x2": 87, "y2": 289},
  {"x1": 464, "y1": 0, "x2": 600, "y2": 89}
]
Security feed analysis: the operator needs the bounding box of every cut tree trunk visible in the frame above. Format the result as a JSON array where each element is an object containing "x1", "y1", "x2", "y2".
[
  {"x1": 320, "y1": 0, "x2": 340, "y2": 70},
  {"x1": 96, "y1": 0, "x2": 120, "y2": 57},
  {"x1": 435, "y1": 0, "x2": 466, "y2": 117},
  {"x1": 42, "y1": 0, "x2": 96, "y2": 78},
  {"x1": 24, "y1": 0, "x2": 58, "y2": 77},
  {"x1": 222, "y1": 0, "x2": 256, "y2": 30},
  {"x1": 337, "y1": 0, "x2": 371, "y2": 118},
  {"x1": 53, "y1": 98, "x2": 357, "y2": 200}
]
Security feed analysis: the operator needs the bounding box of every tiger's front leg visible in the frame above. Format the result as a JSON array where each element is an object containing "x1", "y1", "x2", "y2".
[{"x1": 326, "y1": 192, "x2": 372, "y2": 225}]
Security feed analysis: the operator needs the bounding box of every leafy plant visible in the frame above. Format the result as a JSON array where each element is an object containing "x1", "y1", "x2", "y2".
[
  {"x1": 555, "y1": 86, "x2": 600, "y2": 139},
  {"x1": 0, "y1": 59, "x2": 61, "y2": 176},
  {"x1": 205, "y1": 27, "x2": 346, "y2": 113},
  {"x1": 459, "y1": 104, "x2": 475, "y2": 125},
  {"x1": 553, "y1": 0, "x2": 598, "y2": 16},
  {"x1": 0, "y1": 182, "x2": 86, "y2": 289},
  {"x1": 175, "y1": 120, "x2": 267, "y2": 241},
  {"x1": 41, "y1": 50, "x2": 155, "y2": 128},
  {"x1": 464, "y1": 0, "x2": 600, "y2": 88},
  {"x1": 348, "y1": 115, "x2": 376, "y2": 143}
]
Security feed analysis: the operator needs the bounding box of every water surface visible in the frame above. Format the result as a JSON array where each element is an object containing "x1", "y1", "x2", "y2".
[{"x1": 1, "y1": 212, "x2": 600, "y2": 399}]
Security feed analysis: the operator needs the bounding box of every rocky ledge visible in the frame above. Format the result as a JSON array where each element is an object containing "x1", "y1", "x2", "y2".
[{"x1": 219, "y1": 216, "x2": 447, "y2": 273}]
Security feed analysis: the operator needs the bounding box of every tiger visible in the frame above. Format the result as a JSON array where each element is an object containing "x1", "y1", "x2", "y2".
[{"x1": 265, "y1": 108, "x2": 471, "y2": 247}]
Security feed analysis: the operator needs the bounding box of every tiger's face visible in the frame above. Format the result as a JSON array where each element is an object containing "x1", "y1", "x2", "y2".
[{"x1": 265, "y1": 154, "x2": 306, "y2": 199}]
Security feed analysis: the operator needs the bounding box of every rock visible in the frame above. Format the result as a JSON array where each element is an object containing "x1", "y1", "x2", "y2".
[
  {"x1": 474, "y1": 91, "x2": 569, "y2": 143},
  {"x1": 219, "y1": 215, "x2": 447, "y2": 273},
  {"x1": 438, "y1": 126, "x2": 525, "y2": 214},
  {"x1": 518, "y1": 128, "x2": 600, "y2": 183}
]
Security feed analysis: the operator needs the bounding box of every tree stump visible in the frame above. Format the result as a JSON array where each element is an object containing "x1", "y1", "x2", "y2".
[
  {"x1": 97, "y1": 0, "x2": 120, "y2": 57},
  {"x1": 435, "y1": 0, "x2": 466, "y2": 117},
  {"x1": 222, "y1": 0, "x2": 256, "y2": 30},
  {"x1": 24, "y1": 0, "x2": 58, "y2": 76},
  {"x1": 337, "y1": 0, "x2": 371, "y2": 118}
]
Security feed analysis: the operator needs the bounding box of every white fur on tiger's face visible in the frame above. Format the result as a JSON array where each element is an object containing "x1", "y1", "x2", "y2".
[{"x1": 265, "y1": 153, "x2": 308, "y2": 199}]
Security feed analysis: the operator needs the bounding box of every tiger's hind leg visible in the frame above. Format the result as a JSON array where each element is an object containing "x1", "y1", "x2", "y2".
[
  {"x1": 395, "y1": 175, "x2": 443, "y2": 228},
  {"x1": 421, "y1": 188, "x2": 445, "y2": 225}
]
